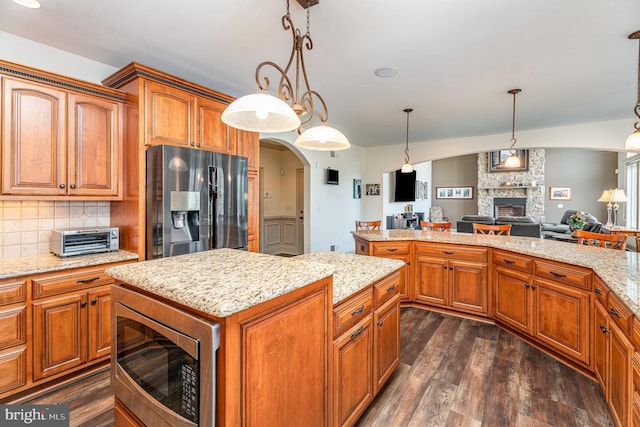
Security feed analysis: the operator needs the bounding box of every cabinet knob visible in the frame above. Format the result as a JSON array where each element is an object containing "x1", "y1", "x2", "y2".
[
  {"x1": 377, "y1": 320, "x2": 383, "y2": 327},
  {"x1": 80, "y1": 301, "x2": 87, "y2": 307},
  {"x1": 59, "y1": 183, "x2": 66, "y2": 189},
  {"x1": 449, "y1": 266, "x2": 453, "y2": 270},
  {"x1": 442, "y1": 265, "x2": 447, "y2": 270},
  {"x1": 531, "y1": 285, "x2": 537, "y2": 290},
  {"x1": 190, "y1": 141, "x2": 195, "y2": 146},
  {"x1": 91, "y1": 299, "x2": 97, "y2": 305},
  {"x1": 70, "y1": 184, "x2": 76, "y2": 189},
  {"x1": 525, "y1": 283, "x2": 530, "y2": 288},
  {"x1": 196, "y1": 143, "x2": 201, "y2": 147}
]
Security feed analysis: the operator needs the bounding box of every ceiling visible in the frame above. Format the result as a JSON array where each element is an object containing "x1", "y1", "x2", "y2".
[{"x1": 1, "y1": 0, "x2": 639, "y2": 148}]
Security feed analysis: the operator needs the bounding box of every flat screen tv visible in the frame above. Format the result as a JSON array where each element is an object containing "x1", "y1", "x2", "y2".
[
  {"x1": 326, "y1": 168, "x2": 339, "y2": 185},
  {"x1": 394, "y1": 170, "x2": 416, "y2": 202}
]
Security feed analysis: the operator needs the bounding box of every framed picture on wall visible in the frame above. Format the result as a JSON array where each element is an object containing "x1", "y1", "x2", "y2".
[
  {"x1": 353, "y1": 179, "x2": 362, "y2": 199},
  {"x1": 365, "y1": 183, "x2": 380, "y2": 196},
  {"x1": 488, "y1": 149, "x2": 529, "y2": 172},
  {"x1": 549, "y1": 186, "x2": 572, "y2": 200},
  {"x1": 436, "y1": 186, "x2": 474, "y2": 199}
]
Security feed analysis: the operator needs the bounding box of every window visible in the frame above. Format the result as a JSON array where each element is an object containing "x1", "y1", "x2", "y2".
[{"x1": 626, "y1": 154, "x2": 640, "y2": 229}]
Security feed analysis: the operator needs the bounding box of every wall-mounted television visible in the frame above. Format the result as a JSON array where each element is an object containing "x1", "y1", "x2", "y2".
[
  {"x1": 394, "y1": 170, "x2": 416, "y2": 202},
  {"x1": 326, "y1": 168, "x2": 339, "y2": 185}
]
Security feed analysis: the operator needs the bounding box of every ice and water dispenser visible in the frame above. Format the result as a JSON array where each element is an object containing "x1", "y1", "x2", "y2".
[{"x1": 169, "y1": 191, "x2": 200, "y2": 248}]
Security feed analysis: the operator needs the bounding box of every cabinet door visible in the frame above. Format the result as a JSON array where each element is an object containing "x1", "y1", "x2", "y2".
[
  {"x1": 88, "y1": 286, "x2": 111, "y2": 360},
  {"x1": 494, "y1": 267, "x2": 533, "y2": 334},
  {"x1": 2, "y1": 78, "x2": 66, "y2": 196},
  {"x1": 594, "y1": 299, "x2": 610, "y2": 395},
  {"x1": 196, "y1": 97, "x2": 233, "y2": 153},
  {"x1": 610, "y1": 321, "x2": 633, "y2": 427},
  {"x1": 144, "y1": 81, "x2": 194, "y2": 147},
  {"x1": 533, "y1": 278, "x2": 590, "y2": 365},
  {"x1": 333, "y1": 315, "x2": 373, "y2": 427},
  {"x1": 415, "y1": 256, "x2": 448, "y2": 307},
  {"x1": 373, "y1": 296, "x2": 400, "y2": 394},
  {"x1": 33, "y1": 293, "x2": 87, "y2": 380},
  {"x1": 67, "y1": 93, "x2": 120, "y2": 197},
  {"x1": 378, "y1": 255, "x2": 410, "y2": 301},
  {"x1": 247, "y1": 169, "x2": 259, "y2": 252},
  {"x1": 449, "y1": 260, "x2": 488, "y2": 315},
  {"x1": 233, "y1": 128, "x2": 259, "y2": 170}
]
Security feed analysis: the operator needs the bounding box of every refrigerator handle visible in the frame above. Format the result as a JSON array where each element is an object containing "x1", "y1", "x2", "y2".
[{"x1": 208, "y1": 166, "x2": 218, "y2": 249}]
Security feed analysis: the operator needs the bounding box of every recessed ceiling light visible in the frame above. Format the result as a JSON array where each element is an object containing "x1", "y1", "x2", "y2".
[
  {"x1": 374, "y1": 67, "x2": 398, "y2": 78},
  {"x1": 11, "y1": 0, "x2": 41, "y2": 8}
]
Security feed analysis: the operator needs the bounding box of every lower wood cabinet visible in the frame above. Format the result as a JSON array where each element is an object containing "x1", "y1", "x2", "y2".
[{"x1": 373, "y1": 295, "x2": 400, "y2": 393}]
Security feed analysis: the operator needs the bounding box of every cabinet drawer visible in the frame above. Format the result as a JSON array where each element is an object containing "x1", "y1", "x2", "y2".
[
  {"x1": 415, "y1": 243, "x2": 487, "y2": 262},
  {"x1": 533, "y1": 260, "x2": 591, "y2": 290},
  {"x1": 493, "y1": 250, "x2": 532, "y2": 273},
  {"x1": 0, "y1": 306, "x2": 27, "y2": 350},
  {"x1": 0, "y1": 346, "x2": 28, "y2": 394},
  {"x1": 33, "y1": 269, "x2": 114, "y2": 299},
  {"x1": 374, "y1": 273, "x2": 400, "y2": 307},
  {"x1": 608, "y1": 292, "x2": 634, "y2": 336},
  {"x1": 372, "y1": 242, "x2": 411, "y2": 256},
  {"x1": 333, "y1": 289, "x2": 373, "y2": 337},
  {"x1": 0, "y1": 280, "x2": 27, "y2": 306},
  {"x1": 592, "y1": 275, "x2": 610, "y2": 307},
  {"x1": 633, "y1": 353, "x2": 640, "y2": 398}
]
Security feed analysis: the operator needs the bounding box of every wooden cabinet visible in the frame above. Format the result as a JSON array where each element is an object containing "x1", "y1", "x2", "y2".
[
  {"x1": 247, "y1": 169, "x2": 259, "y2": 252},
  {"x1": 1, "y1": 61, "x2": 123, "y2": 200},
  {"x1": 494, "y1": 266, "x2": 533, "y2": 334},
  {"x1": 355, "y1": 239, "x2": 411, "y2": 301},
  {"x1": 415, "y1": 243, "x2": 488, "y2": 316},
  {"x1": 595, "y1": 299, "x2": 634, "y2": 427},
  {"x1": 0, "y1": 279, "x2": 29, "y2": 395},
  {"x1": 332, "y1": 271, "x2": 401, "y2": 427}
]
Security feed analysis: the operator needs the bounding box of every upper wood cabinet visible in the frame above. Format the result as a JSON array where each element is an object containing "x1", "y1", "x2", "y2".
[{"x1": 0, "y1": 60, "x2": 124, "y2": 200}]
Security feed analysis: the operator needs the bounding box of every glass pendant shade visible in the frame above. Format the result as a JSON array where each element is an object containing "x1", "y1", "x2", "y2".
[
  {"x1": 221, "y1": 92, "x2": 301, "y2": 133},
  {"x1": 626, "y1": 130, "x2": 640, "y2": 151},
  {"x1": 503, "y1": 153, "x2": 521, "y2": 168},
  {"x1": 401, "y1": 162, "x2": 414, "y2": 173},
  {"x1": 294, "y1": 124, "x2": 350, "y2": 151}
]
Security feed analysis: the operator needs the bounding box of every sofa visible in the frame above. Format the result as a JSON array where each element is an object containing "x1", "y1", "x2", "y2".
[
  {"x1": 541, "y1": 210, "x2": 607, "y2": 240},
  {"x1": 456, "y1": 215, "x2": 542, "y2": 238}
]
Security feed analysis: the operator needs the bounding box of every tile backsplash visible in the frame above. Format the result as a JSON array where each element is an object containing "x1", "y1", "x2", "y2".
[{"x1": 0, "y1": 200, "x2": 110, "y2": 259}]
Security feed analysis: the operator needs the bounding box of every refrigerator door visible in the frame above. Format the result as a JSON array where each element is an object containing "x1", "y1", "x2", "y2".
[{"x1": 209, "y1": 153, "x2": 248, "y2": 249}]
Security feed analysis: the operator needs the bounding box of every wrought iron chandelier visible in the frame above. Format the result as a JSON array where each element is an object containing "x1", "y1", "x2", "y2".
[
  {"x1": 626, "y1": 30, "x2": 640, "y2": 151},
  {"x1": 400, "y1": 108, "x2": 413, "y2": 173},
  {"x1": 504, "y1": 88, "x2": 522, "y2": 168},
  {"x1": 221, "y1": 0, "x2": 350, "y2": 151}
]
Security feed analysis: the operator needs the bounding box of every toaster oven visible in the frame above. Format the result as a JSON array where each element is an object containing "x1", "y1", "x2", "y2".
[{"x1": 51, "y1": 227, "x2": 119, "y2": 257}]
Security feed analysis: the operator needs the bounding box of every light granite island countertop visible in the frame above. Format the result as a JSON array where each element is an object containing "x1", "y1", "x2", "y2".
[
  {"x1": 0, "y1": 250, "x2": 139, "y2": 280},
  {"x1": 353, "y1": 229, "x2": 640, "y2": 316}
]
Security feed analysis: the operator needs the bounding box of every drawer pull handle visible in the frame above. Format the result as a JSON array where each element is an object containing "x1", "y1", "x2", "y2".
[
  {"x1": 350, "y1": 326, "x2": 364, "y2": 339},
  {"x1": 443, "y1": 251, "x2": 454, "y2": 255},
  {"x1": 387, "y1": 284, "x2": 396, "y2": 291},
  {"x1": 80, "y1": 301, "x2": 87, "y2": 307},
  {"x1": 600, "y1": 324, "x2": 609, "y2": 334},
  {"x1": 503, "y1": 259, "x2": 515, "y2": 264},
  {"x1": 550, "y1": 271, "x2": 567, "y2": 278},
  {"x1": 77, "y1": 277, "x2": 100, "y2": 284},
  {"x1": 594, "y1": 288, "x2": 602, "y2": 295},
  {"x1": 351, "y1": 305, "x2": 365, "y2": 316},
  {"x1": 386, "y1": 248, "x2": 398, "y2": 252},
  {"x1": 610, "y1": 307, "x2": 622, "y2": 318},
  {"x1": 377, "y1": 320, "x2": 383, "y2": 327}
]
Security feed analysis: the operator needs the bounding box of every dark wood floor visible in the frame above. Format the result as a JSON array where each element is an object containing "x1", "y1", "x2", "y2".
[
  {"x1": 357, "y1": 307, "x2": 615, "y2": 427},
  {"x1": 22, "y1": 307, "x2": 614, "y2": 427}
]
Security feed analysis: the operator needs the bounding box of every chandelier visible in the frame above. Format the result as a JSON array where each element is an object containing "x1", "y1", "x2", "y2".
[
  {"x1": 626, "y1": 30, "x2": 640, "y2": 150},
  {"x1": 503, "y1": 88, "x2": 522, "y2": 168},
  {"x1": 221, "y1": 0, "x2": 350, "y2": 151}
]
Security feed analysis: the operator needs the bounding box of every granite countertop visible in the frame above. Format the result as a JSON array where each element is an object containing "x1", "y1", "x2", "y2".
[
  {"x1": 354, "y1": 229, "x2": 640, "y2": 316},
  {"x1": 105, "y1": 248, "x2": 336, "y2": 318},
  {"x1": 0, "y1": 250, "x2": 139, "y2": 280},
  {"x1": 296, "y1": 251, "x2": 405, "y2": 304}
]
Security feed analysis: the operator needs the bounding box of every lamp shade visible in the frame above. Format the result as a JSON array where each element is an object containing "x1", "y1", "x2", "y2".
[
  {"x1": 294, "y1": 124, "x2": 350, "y2": 151},
  {"x1": 611, "y1": 188, "x2": 628, "y2": 203},
  {"x1": 222, "y1": 92, "x2": 301, "y2": 133},
  {"x1": 401, "y1": 162, "x2": 414, "y2": 173},
  {"x1": 503, "y1": 153, "x2": 521, "y2": 168},
  {"x1": 597, "y1": 189, "x2": 613, "y2": 202},
  {"x1": 626, "y1": 130, "x2": 640, "y2": 151}
]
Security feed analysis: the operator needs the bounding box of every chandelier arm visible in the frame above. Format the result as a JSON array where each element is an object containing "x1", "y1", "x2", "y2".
[
  {"x1": 254, "y1": 61, "x2": 295, "y2": 104},
  {"x1": 298, "y1": 90, "x2": 328, "y2": 127}
]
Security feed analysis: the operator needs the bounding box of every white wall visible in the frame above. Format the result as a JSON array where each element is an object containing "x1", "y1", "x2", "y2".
[{"x1": 260, "y1": 147, "x2": 302, "y2": 217}]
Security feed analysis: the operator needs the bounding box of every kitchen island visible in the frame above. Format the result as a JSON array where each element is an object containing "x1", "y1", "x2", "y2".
[
  {"x1": 105, "y1": 249, "x2": 404, "y2": 427},
  {"x1": 353, "y1": 229, "x2": 640, "y2": 427}
]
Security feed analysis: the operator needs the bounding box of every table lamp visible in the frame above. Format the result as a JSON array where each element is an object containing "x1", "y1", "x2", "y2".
[
  {"x1": 610, "y1": 188, "x2": 628, "y2": 229},
  {"x1": 597, "y1": 189, "x2": 613, "y2": 227}
]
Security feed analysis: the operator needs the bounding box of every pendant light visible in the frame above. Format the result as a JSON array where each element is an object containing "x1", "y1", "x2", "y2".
[
  {"x1": 503, "y1": 89, "x2": 522, "y2": 168},
  {"x1": 222, "y1": 0, "x2": 350, "y2": 150},
  {"x1": 626, "y1": 30, "x2": 640, "y2": 151},
  {"x1": 401, "y1": 108, "x2": 414, "y2": 173}
]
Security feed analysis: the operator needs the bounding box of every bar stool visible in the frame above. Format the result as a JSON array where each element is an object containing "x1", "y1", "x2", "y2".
[
  {"x1": 355, "y1": 220, "x2": 381, "y2": 231},
  {"x1": 574, "y1": 229, "x2": 627, "y2": 250},
  {"x1": 420, "y1": 221, "x2": 452, "y2": 232},
  {"x1": 473, "y1": 223, "x2": 512, "y2": 236}
]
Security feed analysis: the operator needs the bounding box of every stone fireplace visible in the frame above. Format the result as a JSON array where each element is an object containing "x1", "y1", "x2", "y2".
[
  {"x1": 477, "y1": 149, "x2": 545, "y2": 222},
  {"x1": 494, "y1": 197, "x2": 526, "y2": 217}
]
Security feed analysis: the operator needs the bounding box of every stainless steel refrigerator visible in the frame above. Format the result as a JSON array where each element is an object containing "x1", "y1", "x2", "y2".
[{"x1": 146, "y1": 145, "x2": 248, "y2": 259}]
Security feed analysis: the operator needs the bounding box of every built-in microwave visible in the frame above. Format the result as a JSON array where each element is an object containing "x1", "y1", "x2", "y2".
[{"x1": 111, "y1": 285, "x2": 220, "y2": 427}]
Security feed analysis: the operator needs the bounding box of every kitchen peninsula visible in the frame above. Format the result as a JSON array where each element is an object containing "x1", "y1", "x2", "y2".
[
  {"x1": 353, "y1": 229, "x2": 640, "y2": 427},
  {"x1": 105, "y1": 249, "x2": 405, "y2": 427}
]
